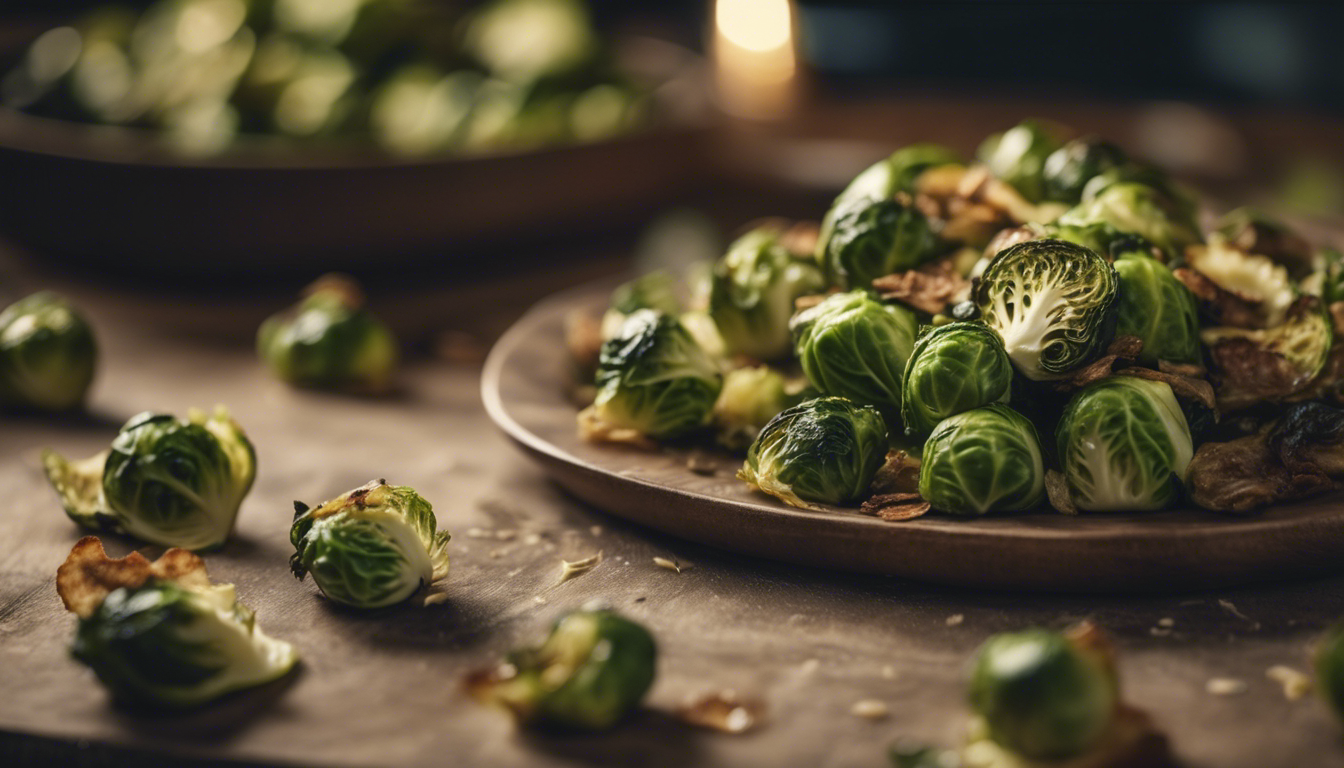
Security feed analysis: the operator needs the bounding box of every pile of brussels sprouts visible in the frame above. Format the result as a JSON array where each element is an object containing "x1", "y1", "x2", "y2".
[
  {"x1": 3, "y1": 0, "x2": 647, "y2": 156},
  {"x1": 577, "y1": 120, "x2": 1344, "y2": 517}
]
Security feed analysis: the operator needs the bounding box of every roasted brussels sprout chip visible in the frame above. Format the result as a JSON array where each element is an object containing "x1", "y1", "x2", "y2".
[
  {"x1": 1215, "y1": 206, "x2": 1316, "y2": 277},
  {"x1": 1202, "y1": 297, "x2": 1333, "y2": 411},
  {"x1": 468, "y1": 607, "x2": 656, "y2": 730},
  {"x1": 1185, "y1": 234, "x2": 1295, "y2": 328},
  {"x1": 257, "y1": 275, "x2": 398, "y2": 394},
  {"x1": 580, "y1": 310, "x2": 722, "y2": 442},
  {"x1": 919, "y1": 404, "x2": 1045, "y2": 515},
  {"x1": 0, "y1": 291, "x2": 97, "y2": 411},
  {"x1": 1057, "y1": 378, "x2": 1193, "y2": 512},
  {"x1": 43, "y1": 407, "x2": 256, "y2": 551},
  {"x1": 975, "y1": 239, "x2": 1119, "y2": 381},
  {"x1": 57, "y1": 537, "x2": 298, "y2": 709},
  {"x1": 791, "y1": 290, "x2": 919, "y2": 423},
  {"x1": 969, "y1": 627, "x2": 1118, "y2": 760},
  {"x1": 818, "y1": 198, "x2": 940, "y2": 291},
  {"x1": 1059, "y1": 181, "x2": 1201, "y2": 260},
  {"x1": 290, "y1": 480, "x2": 450, "y2": 609},
  {"x1": 900, "y1": 322, "x2": 1013, "y2": 437},
  {"x1": 739, "y1": 396, "x2": 888, "y2": 509},
  {"x1": 709, "y1": 227, "x2": 824, "y2": 360},
  {"x1": 1042, "y1": 137, "x2": 1127, "y2": 203},
  {"x1": 1317, "y1": 619, "x2": 1344, "y2": 724},
  {"x1": 977, "y1": 120, "x2": 1064, "y2": 203},
  {"x1": 712, "y1": 365, "x2": 798, "y2": 451},
  {"x1": 1113, "y1": 247, "x2": 1202, "y2": 366}
]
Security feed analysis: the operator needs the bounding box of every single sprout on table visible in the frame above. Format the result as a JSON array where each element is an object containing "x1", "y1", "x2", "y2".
[
  {"x1": 900, "y1": 322, "x2": 1013, "y2": 438},
  {"x1": 817, "y1": 197, "x2": 940, "y2": 292},
  {"x1": 712, "y1": 365, "x2": 799, "y2": 451},
  {"x1": 1041, "y1": 137, "x2": 1127, "y2": 204},
  {"x1": 708, "y1": 226, "x2": 825, "y2": 360},
  {"x1": 739, "y1": 396, "x2": 888, "y2": 509},
  {"x1": 919, "y1": 404, "x2": 1045, "y2": 516},
  {"x1": 56, "y1": 536, "x2": 298, "y2": 709},
  {"x1": 974, "y1": 239, "x2": 1119, "y2": 382},
  {"x1": 976, "y1": 120, "x2": 1064, "y2": 204},
  {"x1": 1058, "y1": 181, "x2": 1202, "y2": 261},
  {"x1": 579, "y1": 309, "x2": 722, "y2": 443},
  {"x1": 1112, "y1": 241, "x2": 1202, "y2": 367},
  {"x1": 1057, "y1": 378, "x2": 1193, "y2": 512},
  {"x1": 467, "y1": 607, "x2": 656, "y2": 730},
  {"x1": 0, "y1": 291, "x2": 98, "y2": 411},
  {"x1": 257, "y1": 274, "x2": 399, "y2": 394},
  {"x1": 290, "y1": 480, "x2": 450, "y2": 609},
  {"x1": 968, "y1": 625, "x2": 1118, "y2": 761},
  {"x1": 43, "y1": 406, "x2": 256, "y2": 551},
  {"x1": 790, "y1": 290, "x2": 919, "y2": 424}
]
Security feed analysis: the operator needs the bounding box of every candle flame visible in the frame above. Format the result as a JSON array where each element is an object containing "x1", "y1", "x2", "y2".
[{"x1": 716, "y1": 0, "x2": 793, "y2": 54}]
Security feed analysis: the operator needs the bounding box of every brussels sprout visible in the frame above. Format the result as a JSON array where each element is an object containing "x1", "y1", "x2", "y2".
[
  {"x1": 919, "y1": 405, "x2": 1045, "y2": 515},
  {"x1": 708, "y1": 227, "x2": 825, "y2": 360},
  {"x1": 601, "y1": 271, "x2": 683, "y2": 340},
  {"x1": 463, "y1": 0, "x2": 597, "y2": 83},
  {"x1": 713, "y1": 365, "x2": 799, "y2": 451},
  {"x1": 258, "y1": 275, "x2": 398, "y2": 394},
  {"x1": 1185, "y1": 234, "x2": 1295, "y2": 328},
  {"x1": 738, "y1": 396, "x2": 888, "y2": 509},
  {"x1": 1113, "y1": 247, "x2": 1201, "y2": 366},
  {"x1": 977, "y1": 120, "x2": 1064, "y2": 203},
  {"x1": 1057, "y1": 378, "x2": 1193, "y2": 512},
  {"x1": 818, "y1": 198, "x2": 940, "y2": 291},
  {"x1": 790, "y1": 290, "x2": 919, "y2": 423},
  {"x1": 975, "y1": 239, "x2": 1119, "y2": 381},
  {"x1": 1080, "y1": 165, "x2": 1200, "y2": 222},
  {"x1": 581, "y1": 310, "x2": 722, "y2": 442},
  {"x1": 290, "y1": 480, "x2": 450, "y2": 608},
  {"x1": 0, "y1": 291, "x2": 98, "y2": 411},
  {"x1": 43, "y1": 407, "x2": 256, "y2": 551},
  {"x1": 1034, "y1": 220, "x2": 1125, "y2": 259},
  {"x1": 1317, "y1": 619, "x2": 1344, "y2": 724},
  {"x1": 1202, "y1": 297, "x2": 1333, "y2": 411},
  {"x1": 370, "y1": 66, "x2": 478, "y2": 155},
  {"x1": 900, "y1": 322, "x2": 1013, "y2": 437},
  {"x1": 1042, "y1": 137, "x2": 1127, "y2": 203},
  {"x1": 968, "y1": 628, "x2": 1117, "y2": 760},
  {"x1": 468, "y1": 607, "x2": 656, "y2": 730},
  {"x1": 58, "y1": 537, "x2": 297, "y2": 709},
  {"x1": 1059, "y1": 181, "x2": 1201, "y2": 260}
]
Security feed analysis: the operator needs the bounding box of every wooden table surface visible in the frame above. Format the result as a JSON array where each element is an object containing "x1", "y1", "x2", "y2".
[{"x1": 4, "y1": 228, "x2": 1344, "y2": 768}]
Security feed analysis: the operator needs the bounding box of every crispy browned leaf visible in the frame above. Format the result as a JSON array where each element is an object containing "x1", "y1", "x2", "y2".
[
  {"x1": 860, "y1": 493, "x2": 931, "y2": 521},
  {"x1": 869, "y1": 450, "x2": 922, "y2": 495},
  {"x1": 56, "y1": 536, "x2": 210, "y2": 619},
  {"x1": 872, "y1": 260, "x2": 970, "y2": 315},
  {"x1": 1051, "y1": 336, "x2": 1144, "y2": 392},
  {"x1": 1044, "y1": 470, "x2": 1079, "y2": 515},
  {"x1": 1117, "y1": 368, "x2": 1218, "y2": 414},
  {"x1": 1172, "y1": 268, "x2": 1266, "y2": 329}
]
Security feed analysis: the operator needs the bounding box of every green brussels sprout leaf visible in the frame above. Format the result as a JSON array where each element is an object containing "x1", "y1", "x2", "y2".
[
  {"x1": 709, "y1": 227, "x2": 824, "y2": 360},
  {"x1": 1112, "y1": 246, "x2": 1202, "y2": 367}
]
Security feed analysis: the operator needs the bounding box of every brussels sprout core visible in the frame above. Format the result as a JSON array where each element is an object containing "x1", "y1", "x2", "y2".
[
  {"x1": 468, "y1": 608, "x2": 656, "y2": 730},
  {"x1": 43, "y1": 406, "x2": 257, "y2": 551},
  {"x1": 290, "y1": 480, "x2": 451, "y2": 608},
  {"x1": 975, "y1": 239, "x2": 1119, "y2": 381},
  {"x1": 0, "y1": 291, "x2": 98, "y2": 411}
]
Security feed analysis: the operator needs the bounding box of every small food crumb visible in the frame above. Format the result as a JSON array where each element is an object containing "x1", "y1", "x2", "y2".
[
  {"x1": 946, "y1": 614, "x2": 965, "y2": 627},
  {"x1": 423, "y1": 592, "x2": 450, "y2": 606},
  {"x1": 524, "y1": 533, "x2": 542, "y2": 546},
  {"x1": 686, "y1": 452, "x2": 718, "y2": 476},
  {"x1": 494, "y1": 529, "x2": 517, "y2": 541},
  {"x1": 1206, "y1": 677, "x2": 1248, "y2": 696},
  {"x1": 558, "y1": 553, "x2": 602, "y2": 584},
  {"x1": 1217, "y1": 599, "x2": 1261, "y2": 630},
  {"x1": 881, "y1": 665, "x2": 896, "y2": 680},
  {"x1": 1149, "y1": 626, "x2": 1172, "y2": 637},
  {"x1": 677, "y1": 690, "x2": 763, "y2": 734},
  {"x1": 465, "y1": 528, "x2": 493, "y2": 539},
  {"x1": 1266, "y1": 665, "x2": 1312, "y2": 701},
  {"x1": 654, "y1": 556, "x2": 689, "y2": 573},
  {"x1": 1158, "y1": 617, "x2": 1175, "y2": 628},
  {"x1": 534, "y1": 596, "x2": 547, "y2": 605},
  {"x1": 590, "y1": 525, "x2": 603, "y2": 536},
  {"x1": 798, "y1": 658, "x2": 820, "y2": 675},
  {"x1": 850, "y1": 699, "x2": 889, "y2": 719}
]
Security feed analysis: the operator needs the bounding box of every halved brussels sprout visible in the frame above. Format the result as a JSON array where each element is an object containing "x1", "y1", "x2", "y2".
[
  {"x1": 818, "y1": 198, "x2": 940, "y2": 291},
  {"x1": 918, "y1": 404, "x2": 1045, "y2": 515},
  {"x1": 712, "y1": 365, "x2": 799, "y2": 451},
  {"x1": 977, "y1": 120, "x2": 1064, "y2": 204},
  {"x1": 1059, "y1": 181, "x2": 1202, "y2": 260},
  {"x1": 1202, "y1": 297, "x2": 1333, "y2": 411},
  {"x1": 601, "y1": 271, "x2": 683, "y2": 340},
  {"x1": 1042, "y1": 137, "x2": 1127, "y2": 203},
  {"x1": 1317, "y1": 619, "x2": 1344, "y2": 725},
  {"x1": 0, "y1": 291, "x2": 98, "y2": 411},
  {"x1": 900, "y1": 322, "x2": 1013, "y2": 437},
  {"x1": 709, "y1": 227, "x2": 824, "y2": 360},
  {"x1": 739, "y1": 396, "x2": 888, "y2": 509},
  {"x1": 58, "y1": 537, "x2": 297, "y2": 709},
  {"x1": 257, "y1": 275, "x2": 398, "y2": 394},
  {"x1": 1113, "y1": 247, "x2": 1202, "y2": 367},
  {"x1": 975, "y1": 239, "x2": 1119, "y2": 381},
  {"x1": 468, "y1": 607, "x2": 656, "y2": 730},
  {"x1": 969, "y1": 627, "x2": 1118, "y2": 760},
  {"x1": 43, "y1": 407, "x2": 256, "y2": 551},
  {"x1": 290, "y1": 480, "x2": 450, "y2": 609},
  {"x1": 1185, "y1": 234, "x2": 1295, "y2": 328},
  {"x1": 1057, "y1": 378, "x2": 1193, "y2": 512},
  {"x1": 580, "y1": 310, "x2": 722, "y2": 442},
  {"x1": 790, "y1": 290, "x2": 919, "y2": 423}
]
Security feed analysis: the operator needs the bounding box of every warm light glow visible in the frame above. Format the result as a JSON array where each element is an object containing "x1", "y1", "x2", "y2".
[{"x1": 716, "y1": 0, "x2": 792, "y2": 54}]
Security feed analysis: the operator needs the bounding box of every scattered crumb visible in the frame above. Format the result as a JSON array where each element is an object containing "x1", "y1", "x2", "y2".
[
  {"x1": 423, "y1": 592, "x2": 450, "y2": 607},
  {"x1": 850, "y1": 699, "x2": 889, "y2": 720},
  {"x1": 1149, "y1": 626, "x2": 1173, "y2": 638},
  {"x1": 1217, "y1": 599, "x2": 1261, "y2": 630},
  {"x1": 534, "y1": 596, "x2": 547, "y2": 605},
  {"x1": 1158, "y1": 618, "x2": 1175, "y2": 628},
  {"x1": 465, "y1": 528, "x2": 494, "y2": 539},
  {"x1": 654, "y1": 556, "x2": 691, "y2": 573},
  {"x1": 488, "y1": 549, "x2": 506, "y2": 559},
  {"x1": 494, "y1": 529, "x2": 517, "y2": 541},
  {"x1": 558, "y1": 553, "x2": 602, "y2": 584},
  {"x1": 946, "y1": 614, "x2": 965, "y2": 627},
  {"x1": 524, "y1": 533, "x2": 542, "y2": 546},
  {"x1": 1206, "y1": 678, "x2": 1248, "y2": 696},
  {"x1": 677, "y1": 690, "x2": 764, "y2": 734},
  {"x1": 1266, "y1": 666, "x2": 1312, "y2": 701},
  {"x1": 881, "y1": 665, "x2": 896, "y2": 680},
  {"x1": 590, "y1": 525, "x2": 603, "y2": 536},
  {"x1": 686, "y1": 453, "x2": 717, "y2": 476},
  {"x1": 506, "y1": 568, "x2": 524, "y2": 578},
  {"x1": 798, "y1": 658, "x2": 820, "y2": 675},
  {"x1": 634, "y1": 596, "x2": 646, "y2": 603}
]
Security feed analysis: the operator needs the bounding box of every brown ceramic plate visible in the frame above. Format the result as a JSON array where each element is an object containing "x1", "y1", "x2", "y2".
[{"x1": 482, "y1": 281, "x2": 1344, "y2": 593}]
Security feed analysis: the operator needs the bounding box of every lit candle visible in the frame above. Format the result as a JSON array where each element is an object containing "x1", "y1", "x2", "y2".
[{"x1": 712, "y1": 0, "x2": 798, "y2": 120}]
